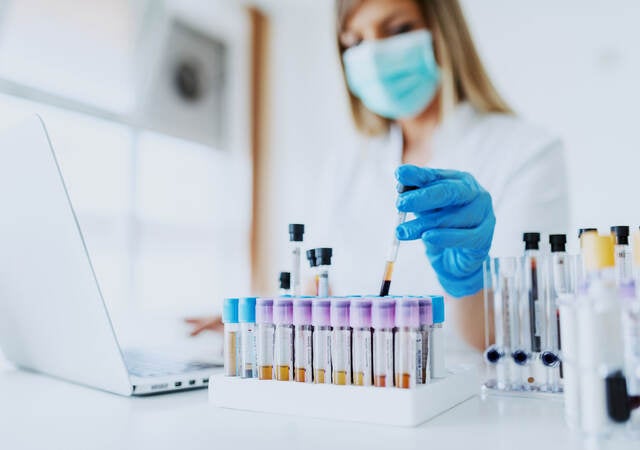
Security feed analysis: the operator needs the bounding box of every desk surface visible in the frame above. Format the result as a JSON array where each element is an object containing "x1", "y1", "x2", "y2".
[{"x1": 0, "y1": 362, "x2": 637, "y2": 450}]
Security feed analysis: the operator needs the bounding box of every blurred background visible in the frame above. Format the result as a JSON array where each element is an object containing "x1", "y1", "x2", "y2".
[{"x1": 0, "y1": 0, "x2": 638, "y2": 319}]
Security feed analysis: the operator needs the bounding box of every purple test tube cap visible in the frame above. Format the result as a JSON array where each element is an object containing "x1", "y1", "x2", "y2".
[
  {"x1": 293, "y1": 298, "x2": 313, "y2": 326},
  {"x1": 273, "y1": 298, "x2": 293, "y2": 325},
  {"x1": 396, "y1": 298, "x2": 420, "y2": 328},
  {"x1": 255, "y1": 298, "x2": 274, "y2": 324},
  {"x1": 350, "y1": 298, "x2": 372, "y2": 328},
  {"x1": 312, "y1": 298, "x2": 331, "y2": 327},
  {"x1": 371, "y1": 299, "x2": 396, "y2": 329},
  {"x1": 330, "y1": 298, "x2": 351, "y2": 328},
  {"x1": 418, "y1": 297, "x2": 433, "y2": 326}
]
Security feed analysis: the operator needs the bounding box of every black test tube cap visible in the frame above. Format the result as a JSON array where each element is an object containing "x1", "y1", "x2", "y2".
[
  {"x1": 611, "y1": 226, "x2": 630, "y2": 245},
  {"x1": 306, "y1": 249, "x2": 317, "y2": 268},
  {"x1": 549, "y1": 234, "x2": 567, "y2": 253},
  {"x1": 605, "y1": 370, "x2": 631, "y2": 423},
  {"x1": 279, "y1": 272, "x2": 291, "y2": 290},
  {"x1": 578, "y1": 228, "x2": 597, "y2": 238},
  {"x1": 289, "y1": 224, "x2": 305, "y2": 242},
  {"x1": 397, "y1": 184, "x2": 419, "y2": 194},
  {"x1": 315, "y1": 248, "x2": 333, "y2": 266},
  {"x1": 523, "y1": 232, "x2": 541, "y2": 250}
]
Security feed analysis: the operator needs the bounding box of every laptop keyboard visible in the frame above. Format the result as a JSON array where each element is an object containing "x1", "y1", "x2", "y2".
[{"x1": 124, "y1": 350, "x2": 220, "y2": 378}]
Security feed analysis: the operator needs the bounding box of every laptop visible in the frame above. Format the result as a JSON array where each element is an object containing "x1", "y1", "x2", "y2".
[{"x1": 0, "y1": 116, "x2": 221, "y2": 395}]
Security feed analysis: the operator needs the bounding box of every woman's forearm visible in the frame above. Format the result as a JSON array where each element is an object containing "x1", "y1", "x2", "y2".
[{"x1": 448, "y1": 290, "x2": 489, "y2": 352}]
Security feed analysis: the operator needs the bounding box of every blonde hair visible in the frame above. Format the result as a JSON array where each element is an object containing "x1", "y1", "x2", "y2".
[{"x1": 336, "y1": 0, "x2": 513, "y2": 136}]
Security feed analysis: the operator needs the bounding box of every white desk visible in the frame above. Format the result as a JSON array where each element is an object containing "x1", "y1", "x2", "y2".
[{"x1": 0, "y1": 360, "x2": 637, "y2": 450}]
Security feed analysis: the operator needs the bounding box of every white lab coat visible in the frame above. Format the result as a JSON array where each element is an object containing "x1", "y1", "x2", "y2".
[{"x1": 315, "y1": 102, "x2": 570, "y2": 299}]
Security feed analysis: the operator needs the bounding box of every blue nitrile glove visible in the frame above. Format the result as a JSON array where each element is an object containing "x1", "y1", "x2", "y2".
[{"x1": 395, "y1": 165, "x2": 495, "y2": 298}]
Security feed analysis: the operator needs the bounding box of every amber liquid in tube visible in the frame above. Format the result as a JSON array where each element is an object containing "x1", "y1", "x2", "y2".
[
  {"x1": 259, "y1": 366, "x2": 273, "y2": 380},
  {"x1": 395, "y1": 373, "x2": 411, "y2": 389},
  {"x1": 296, "y1": 368, "x2": 306, "y2": 382},
  {"x1": 315, "y1": 369, "x2": 326, "y2": 384},
  {"x1": 276, "y1": 365, "x2": 290, "y2": 381},
  {"x1": 224, "y1": 331, "x2": 237, "y2": 376},
  {"x1": 374, "y1": 375, "x2": 388, "y2": 387},
  {"x1": 333, "y1": 370, "x2": 348, "y2": 386},
  {"x1": 354, "y1": 372, "x2": 365, "y2": 386}
]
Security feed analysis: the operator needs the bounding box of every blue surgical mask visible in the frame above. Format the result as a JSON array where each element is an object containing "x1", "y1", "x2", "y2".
[{"x1": 343, "y1": 30, "x2": 441, "y2": 120}]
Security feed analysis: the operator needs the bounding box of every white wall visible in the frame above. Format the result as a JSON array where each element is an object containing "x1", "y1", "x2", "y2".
[{"x1": 260, "y1": 0, "x2": 640, "y2": 274}]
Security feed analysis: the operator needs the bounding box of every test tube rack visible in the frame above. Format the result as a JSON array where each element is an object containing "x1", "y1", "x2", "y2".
[{"x1": 208, "y1": 365, "x2": 479, "y2": 427}]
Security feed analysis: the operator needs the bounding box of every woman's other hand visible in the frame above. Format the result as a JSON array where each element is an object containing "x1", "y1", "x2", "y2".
[{"x1": 184, "y1": 316, "x2": 223, "y2": 336}]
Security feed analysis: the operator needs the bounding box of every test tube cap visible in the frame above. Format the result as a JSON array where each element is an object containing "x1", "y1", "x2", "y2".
[
  {"x1": 349, "y1": 298, "x2": 372, "y2": 328},
  {"x1": 371, "y1": 299, "x2": 396, "y2": 329},
  {"x1": 431, "y1": 295, "x2": 445, "y2": 324},
  {"x1": 549, "y1": 234, "x2": 567, "y2": 253},
  {"x1": 279, "y1": 272, "x2": 291, "y2": 290},
  {"x1": 238, "y1": 297, "x2": 257, "y2": 323},
  {"x1": 255, "y1": 298, "x2": 274, "y2": 324},
  {"x1": 306, "y1": 249, "x2": 317, "y2": 267},
  {"x1": 611, "y1": 225, "x2": 630, "y2": 245},
  {"x1": 222, "y1": 298, "x2": 239, "y2": 324},
  {"x1": 330, "y1": 298, "x2": 350, "y2": 327},
  {"x1": 273, "y1": 298, "x2": 293, "y2": 325},
  {"x1": 395, "y1": 298, "x2": 420, "y2": 328},
  {"x1": 578, "y1": 227, "x2": 597, "y2": 238},
  {"x1": 396, "y1": 183, "x2": 419, "y2": 194},
  {"x1": 315, "y1": 248, "x2": 333, "y2": 266},
  {"x1": 522, "y1": 232, "x2": 541, "y2": 250},
  {"x1": 418, "y1": 297, "x2": 433, "y2": 326},
  {"x1": 293, "y1": 298, "x2": 313, "y2": 325},
  {"x1": 288, "y1": 224, "x2": 305, "y2": 242},
  {"x1": 311, "y1": 298, "x2": 331, "y2": 326},
  {"x1": 581, "y1": 232, "x2": 614, "y2": 271}
]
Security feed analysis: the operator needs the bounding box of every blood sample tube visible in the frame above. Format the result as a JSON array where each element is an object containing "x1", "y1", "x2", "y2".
[
  {"x1": 312, "y1": 298, "x2": 332, "y2": 384},
  {"x1": 273, "y1": 298, "x2": 294, "y2": 381},
  {"x1": 288, "y1": 224, "x2": 304, "y2": 296},
  {"x1": 372, "y1": 299, "x2": 396, "y2": 387},
  {"x1": 255, "y1": 298, "x2": 274, "y2": 380},
  {"x1": 223, "y1": 298, "x2": 240, "y2": 377},
  {"x1": 330, "y1": 298, "x2": 351, "y2": 385},
  {"x1": 395, "y1": 298, "x2": 421, "y2": 389},
  {"x1": 293, "y1": 297, "x2": 313, "y2": 383},
  {"x1": 418, "y1": 297, "x2": 433, "y2": 384},
  {"x1": 350, "y1": 298, "x2": 373, "y2": 386},
  {"x1": 239, "y1": 297, "x2": 258, "y2": 379},
  {"x1": 316, "y1": 248, "x2": 333, "y2": 298},
  {"x1": 430, "y1": 295, "x2": 446, "y2": 378}
]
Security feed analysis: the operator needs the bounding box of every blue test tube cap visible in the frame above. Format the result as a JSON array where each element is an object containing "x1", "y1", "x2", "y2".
[
  {"x1": 238, "y1": 297, "x2": 257, "y2": 323},
  {"x1": 222, "y1": 298, "x2": 239, "y2": 324},
  {"x1": 431, "y1": 295, "x2": 445, "y2": 324}
]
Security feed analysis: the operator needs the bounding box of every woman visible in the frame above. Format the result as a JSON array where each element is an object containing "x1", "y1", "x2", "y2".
[{"x1": 190, "y1": 0, "x2": 569, "y2": 350}]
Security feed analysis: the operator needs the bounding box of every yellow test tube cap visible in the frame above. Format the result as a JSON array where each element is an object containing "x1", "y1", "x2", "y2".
[
  {"x1": 581, "y1": 231, "x2": 614, "y2": 271},
  {"x1": 633, "y1": 230, "x2": 640, "y2": 267}
]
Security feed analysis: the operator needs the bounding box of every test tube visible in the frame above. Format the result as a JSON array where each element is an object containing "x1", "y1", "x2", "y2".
[
  {"x1": 621, "y1": 281, "x2": 640, "y2": 435},
  {"x1": 289, "y1": 224, "x2": 304, "y2": 296},
  {"x1": 430, "y1": 295, "x2": 446, "y2": 379},
  {"x1": 315, "y1": 248, "x2": 333, "y2": 298},
  {"x1": 279, "y1": 272, "x2": 291, "y2": 296},
  {"x1": 223, "y1": 298, "x2": 240, "y2": 377},
  {"x1": 395, "y1": 298, "x2": 421, "y2": 389},
  {"x1": 485, "y1": 257, "x2": 520, "y2": 390},
  {"x1": 611, "y1": 226, "x2": 632, "y2": 286},
  {"x1": 273, "y1": 298, "x2": 294, "y2": 381},
  {"x1": 330, "y1": 298, "x2": 352, "y2": 385},
  {"x1": 541, "y1": 234, "x2": 567, "y2": 392},
  {"x1": 350, "y1": 298, "x2": 373, "y2": 386},
  {"x1": 418, "y1": 297, "x2": 433, "y2": 384},
  {"x1": 523, "y1": 232, "x2": 543, "y2": 354},
  {"x1": 238, "y1": 297, "x2": 258, "y2": 379},
  {"x1": 293, "y1": 297, "x2": 313, "y2": 383},
  {"x1": 372, "y1": 299, "x2": 396, "y2": 387},
  {"x1": 306, "y1": 249, "x2": 318, "y2": 296},
  {"x1": 312, "y1": 298, "x2": 332, "y2": 384},
  {"x1": 255, "y1": 298, "x2": 275, "y2": 380},
  {"x1": 577, "y1": 232, "x2": 624, "y2": 436}
]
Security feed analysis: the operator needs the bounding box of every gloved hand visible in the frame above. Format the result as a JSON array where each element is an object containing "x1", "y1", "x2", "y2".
[{"x1": 395, "y1": 164, "x2": 495, "y2": 298}]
